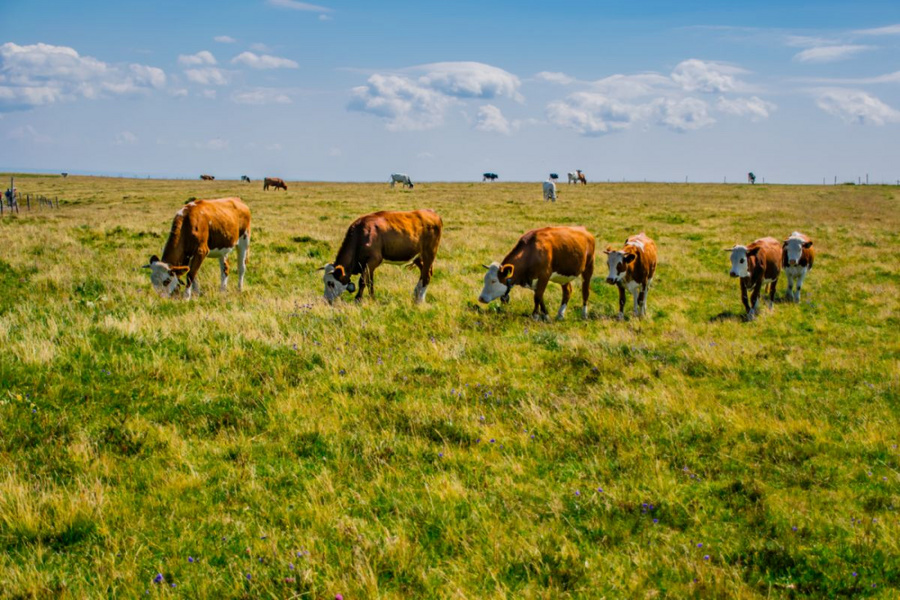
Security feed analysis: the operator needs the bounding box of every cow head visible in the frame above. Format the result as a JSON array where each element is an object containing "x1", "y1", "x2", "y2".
[
  {"x1": 727, "y1": 245, "x2": 759, "y2": 278},
  {"x1": 479, "y1": 262, "x2": 514, "y2": 304},
  {"x1": 320, "y1": 263, "x2": 356, "y2": 304},
  {"x1": 142, "y1": 255, "x2": 188, "y2": 298},
  {"x1": 783, "y1": 235, "x2": 812, "y2": 266},
  {"x1": 604, "y1": 247, "x2": 636, "y2": 284}
]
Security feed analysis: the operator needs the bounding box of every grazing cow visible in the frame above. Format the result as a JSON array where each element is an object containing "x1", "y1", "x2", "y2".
[
  {"x1": 143, "y1": 197, "x2": 251, "y2": 300},
  {"x1": 200, "y1": 174, "x2": 215, "y2": 181},
  {"x1": 604, "y1": 233, "x2": 657, "y2": 319},
  {"x1": 241, "y1": 175, "x2": 251, "y2": 183},
  {"x1": 748, "y1": 172, "x2": 756, "y2": 184},
  {"x1": 483, "y1": 172, "x2": 499, "y2": 182},
  {"x1": 549, "y1": 173, "x2": 559, "y2": 181},
  {"x1": 782, "y1": 231, "x2": 814, "y2": 303},
  {"x1": 479, "y1": 226, "x2": 595, "y2": 321},
  {"x1": 320, "y1": 209, "x2": 442, "y2": 304},
  {"x1": 542, "y1": 180, "x2": 557, "y2": 202},
  {"x1": 263, "y1": 177, "x2": 287, "y2": 191},
  {"x1": 567, "y1": 172, "x2": 578, "y2": 184},
  {"x1": 390, "y1": 173, "x2": 414, "y2": 189},
  {"x1": 61, "y1": 172, "x2": 68, "y2": 178},
  {"x1": 577, "y1": 170, "x2": 587, "y2": 185},
  {"x1": 727, "y1": 237, "x2": 782, "y2": 320}
]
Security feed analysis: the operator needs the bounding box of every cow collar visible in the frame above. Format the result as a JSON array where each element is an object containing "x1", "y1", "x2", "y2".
[{"x1": 500, "y1": 277, "x2": 515, "y2": 304}]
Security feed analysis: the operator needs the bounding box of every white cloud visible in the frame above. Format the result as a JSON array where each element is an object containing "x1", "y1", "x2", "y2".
[
  {"x1": 170, "y1": 88, "x2": 189, "y2": 97},
  {"x1": 716, "y1": 96, "x2": 776, "y2": 120},
  {"x1": 793, "y1": 45, "x2": 872, "y2": 63},
  {"x1": 815, "y1": 89, "x2": 900, "y2": 125},
  {"x1": 231, "y1": 87, "x2": 292, "y2": 104},
  {"x1": 184, "y1": 68, "x2": 228, "y2": 85},
  {"x1": 414, "y1": 62, "x2": 522, "y2": 101},
  {"x1": 249, "y1": 43, "x2": 271, "y2": 53},
  {"x1": 214, "y1": 36, "x2": 236, "y2": 44},
  {"x1": 671, "y1": 59, "x2": 746, "y2": 93},
  {"x1": 319, "y1": 14, "x2": 332, "y2": 21},
  {"x1": 785, "y1": 35, "x2": 839, "y2": 48},
  {"x1": 115, "y1": 130, "x2": 138, "y2": 145},
  {"x1": 853, "y1": 23, "x2": 900, "y2": 36},
  {"x1": 546, "y1": 92, "x2": 650, "y2": 136},
  {"x1": 800, "y1": 71, "x2": 900, "y2": 85},
  {"x1": 0, "y1": 42, "x2": 166, "y2": 111},
  {"x1": 200, "y1": 89, "x2": 217, "y2": 99},
  {"x1": 656, "y1": 97, "x2": 715, "y2": 131},
  {"x1": 590, "y1": 73, "x2": 674, "y2": 98},
  {"x1": 475, "y1": 104, "x2": 512, "y2": 134},
  {"x1": 534, "y1": 71, "x2": 575, "y2": 85},
  {"x1": 231, "y1": 51, "x2": 298, "y2": 69},
  {"x1": 177, "y1": 51, "x2": 217, "y2": 66},
  {"x1": 267, "y1": 0, "x2": 332, "y2": 12},
  {"x1": 348, "y1": 73, "x2": 451, "y2": 131}
]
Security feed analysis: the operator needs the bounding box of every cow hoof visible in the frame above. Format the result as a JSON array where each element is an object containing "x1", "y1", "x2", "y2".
[{"x1": 615, "y1": 313, "x2": 625, "y2": 321}]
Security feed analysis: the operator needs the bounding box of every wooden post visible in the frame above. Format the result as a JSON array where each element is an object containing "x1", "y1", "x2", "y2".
[
  {"x1": 55, "y1": 196, "x2": 59, "y2": 208},
  {"x1": 26, "y1": 194, "x2": 30, "y2": 210}
]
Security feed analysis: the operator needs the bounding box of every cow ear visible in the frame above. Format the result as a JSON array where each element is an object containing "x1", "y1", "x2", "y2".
[
  {"x1": 803, "y1": 241, "x2": 813, "y2": 248},
  {"x1": 603, "y1": 245, "x2": 614, "y2": 255},
  {"x1": 482, "y1": 264, "x2": 491, "y2": 270},
  {"x1": 170, "y1": 266, "x2": 190, "y2": 276},
  {"x1": 142, "y1": 255, "x2": 160, "y2": 268},
  {"x1": 623, "y1": 253, "x2": 637, "y2": 264},
  {"x1": 746, "y1": 247, "x2": 761, "y2": 257}
]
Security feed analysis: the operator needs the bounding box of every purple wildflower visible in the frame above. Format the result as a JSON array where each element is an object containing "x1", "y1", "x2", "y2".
[
  {"x1": 154, "y1": 573, "x2": 163, "y2": 584},
  {"x1": 575, "y1": 490, "x2": 580, "y2": 496},
  {"x1": 246, "y1": 573, "x2": 252, "y2": 580},
  {"x1": 597, "y1": 487, "x2": 603, "y2": 493},
  {"x1": 704, "y1": 555, "x2": 710, "y2": 561},
  {"x1": 289, "y1": 563, "x2": 294, "y2": 569},
  {"x1": 188, "y1": 556, "x2": 194, "y2": 563},
  {"x1": 697, "y1": 543, "x2": 703, "y2": 548}
]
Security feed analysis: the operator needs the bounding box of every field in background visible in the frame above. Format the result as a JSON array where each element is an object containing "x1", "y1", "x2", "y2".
[{"x1": 1, "y1": 175, "x2": 898, "y2": 598}]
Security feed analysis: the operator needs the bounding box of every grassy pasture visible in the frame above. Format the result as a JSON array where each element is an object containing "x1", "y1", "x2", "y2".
[{"x1": 1, "y1": 174, "x2": 899, "y2": 598}]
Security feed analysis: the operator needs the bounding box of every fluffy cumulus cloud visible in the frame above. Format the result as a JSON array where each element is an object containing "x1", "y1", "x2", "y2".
[
  {"x1": 793, "y1": 45, "x2": 872, "y2": 63},
  {"x1": 815, "y1": 89, "x2": 900, "y2": 125},
  {"x1": 348, "y1": 62, "x2": 519, "y2": 130},
  {"x1": 534, "y1": 71, "x2": 575, "y2": 85},
  {"x1": 474, "y1": 104, "x2": 512, "y2": 134},
  {"x1": 349, "y1": 74, "x2": 451, "y2": 130},
  {"x1": 184, "y1": 68, "x2": 228, "y2": 86},
  {"x1": 546, "y1": 92, "x2": 650, "y2": 135},
  {"x1": 214, "y1": 36, "x2": 236, "y2": 44},
  {"x1": 0, "y1": 42, "x2": 165, "y2": 111},
  {"x1": 231, "y1": 52, "x2": 299, "y2": 69},
  {"x1": 670, "y1": 59, "x2": 746, "y2": 93},
  {"x1": 590, "y1": 73, "x2": 674, "y2": 98},
  {"x1": 231, "y1": 87, "x2": 292, "y2": 105},
  {"x1": 716, "y1": 96, "x2": 776, "y2": 120},
  {"x1": 657, "y1": 98, "x2": 715, "y2": 131},
  {"x1": 177, "y1": 51, "x2": 216, "y2": 66}
]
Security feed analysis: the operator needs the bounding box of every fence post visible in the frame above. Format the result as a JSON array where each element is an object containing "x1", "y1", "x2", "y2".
[
  {"x1": 27, "y1": 194, "x2": 30, "y2": 210},
  {"x1": 55, "y1": 196, "x2": 59, "y2": 208}
]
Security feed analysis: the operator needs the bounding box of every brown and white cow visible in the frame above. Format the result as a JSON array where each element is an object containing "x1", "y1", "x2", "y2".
[
  {"x1": 479, "y1": 226, "x2": 595, "y2": 321},
  {"x1": 143, "y1": 197, "x2": 251, "y2": 300},
  {"x1": 263, "y1": 177, "x2": 287, "y2": 191},
  {"x1": 727, "y1": 237, "x2": 782, "y2": 320},
  {"x1": 782, "y1": 231, "x2": 814, "y2": 303},
  {"x1": 604, "y1": 233, "x2": 657, "y2": 319},
  {"x1": 321, "y1": 209, "x2": 442, "y2": 304},
  {"x1": 200, "y1": 174, "x2": 215, "y2": 181}
]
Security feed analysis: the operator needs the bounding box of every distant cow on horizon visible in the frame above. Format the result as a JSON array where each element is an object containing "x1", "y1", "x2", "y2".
[
  {"x1": 390, "y1": 173, "x2": 414, "y2": 189},
  {"x1": 263, "y1": 177, "x2": 287, "y2": 191},
  {"x1": 483, "y1": 172, "x2": 499, "y2": 182},
  {"x1": 200, "y1": 174, "x2": 215, "y2": 181},
  {"x1": 241, "y1": 175, "x2": 251, "y2": 183}
]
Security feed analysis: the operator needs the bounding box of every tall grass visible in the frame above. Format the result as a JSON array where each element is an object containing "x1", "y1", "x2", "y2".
[{"x1": 1, "y1": 175, "x2": 898, "y2": 598}]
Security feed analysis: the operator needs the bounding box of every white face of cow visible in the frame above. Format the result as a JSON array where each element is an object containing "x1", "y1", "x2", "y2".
[
  {"x1": 783, "y1": 236, "x2": 810, "y2": 266},
  {"x1": 604, "y1": 250, "x2": 634, "y2": 284},
  {"x1": 142, "y1": 255, "x2": 187, "y2": 298},
  {"x1": 479, "y1": 262, "x2": 509, "y2": 304},
  {"x1": 321, "y1": 264, "x2": 355, "y2": 304},
  {"x1": 728, "y1": 246, "x2": 750, "y2": 278}
]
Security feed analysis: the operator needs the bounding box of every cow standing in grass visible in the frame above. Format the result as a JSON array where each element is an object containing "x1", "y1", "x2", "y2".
[
  {"x1": 263, "y1": 177, "x2": 287, "y2": 191},
  {"x1": 479, "y1": 226, "x2": 595, "y2": 321},
  {"x1": 143, "y1": 197, "x2": 251, "y2": 299},
  {"x1": 782, "y1": 232, "x2": 814, "y2": 302},
  {"x1": 604, "y1": 233, "x2": 657, "y2": 319},
  {"x1": 200, "y1": 174, "x2": 214, "y2": 181},
  {"x1": 321, "y1": 209, "x2": 442, "y2": 304},
  {"x1": 727, "y1": 237, "x2": 782, "y2": 320},
  {"x1": 542, "y1": 180, "x2": 557, "y2": 202},
  {"x1": 390, "y1": 173, "x2": 414, "y2": 189},
  {"x1": 483, "y1": 172, "x2": 499, "y2": 182}
]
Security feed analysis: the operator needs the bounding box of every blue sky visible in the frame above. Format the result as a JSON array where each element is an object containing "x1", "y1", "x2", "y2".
[{"x1": 1, "y1": 0, "x2": 899, "y2": 183}]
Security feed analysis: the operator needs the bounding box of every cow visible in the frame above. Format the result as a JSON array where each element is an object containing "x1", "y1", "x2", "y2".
[
  {"x1": 200, "y1": 174, "x2": 215, "y2": 181},
  {"x1": 604, "y1": 233, "x2": 657, "y2": 319},
  {"x1": 782, "y1": 232, "x2": 814, "y2": 303},
  {"x1": 577, "y1": 170, "x2": 587, "y2": 185},
  {"x1": 390, "y1": 173, "x2": 414, "y2": 189},
  {"x1": 61, "y1": 172, "x2": 68, "y2": 178},
  {"x1": 483, "y1": 172, "x2": 499, "y2": 182},
  {"x1": 748, "y1": 172, "x2": 756, "y2": 184},
  {"x1": 727, "y1": 237, "x2": 782, "y2": 320},
  {"x1": 320, "y1": 209, "x2": 442, "y2": 304},
  {"x1": 143, "y1": 197, "x2": 251, "y2": 300},
  {"x1": 542, "y1": 180, "x2": 557, "y2": 202},
  {"x1": 549, "y1": 173, "x2": 559, "y2": 181},
  {"x1": 479, "y1": 226, "x2": 595, "y2": 321},
  {"x1": 241, "y1": 175, "x2": 251, "y2": 183},
  {"x1": 567, "y1": 172, "x2": 578, "y2": 184},
  {"x1": 263, "y1": 177, "x2": 287, "y2": 191}
]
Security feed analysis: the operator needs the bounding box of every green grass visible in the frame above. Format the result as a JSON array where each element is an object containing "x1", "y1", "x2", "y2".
[{"x1": 1, "y1": 174, "x2": 899, "y2": 598}]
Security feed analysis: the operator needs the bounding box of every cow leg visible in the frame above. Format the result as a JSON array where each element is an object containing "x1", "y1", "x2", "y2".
[
  {"x1": 785, "y1": 272, "x2": 794, "y2": 301},
  {"x1": 183, "y1": 249, "x2": 208, "y2": 300},
  {"x1": 357, "y1": 259, "x2": 381, "y2": 301},
  {"x1": 414, "y1": 254, "x2": 434, "y2": 304},
  {"x1": 237, "y1": 231, "x2": 250, "y2": 292},
  {"x1": 581, "y1": 262, "x2": 592, "y2": 319},
  {"x1": 557, "y1": 283, "x2": 572, "y2": 320},
  {"x1": 748, "y1": 281, "x2": 763, "y2": 320},
  {"x1": 795, "y1": 269, "x2": 807, "y2": 303},
  {"x1": 532, "y1": 278, "x2": 550, "y2": 321},
  {"x1": 767, "y1": 277, "x2": 778, "y2": 309},
  {"x1": 219, "y1": 257, "x2": 229, "y2": 292},
  {"x1": 632, "y1": 285, "x2": 641, "y2": 317},
  {"x1": 616, "y1": 283, "x2": 626, "y2": 320},
  {"x1": 740, "y1": 280, "x2": 751, "y2": 315},
  {"x1": 640, "y1": 282, "x2": 649, "y2": 316}
]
